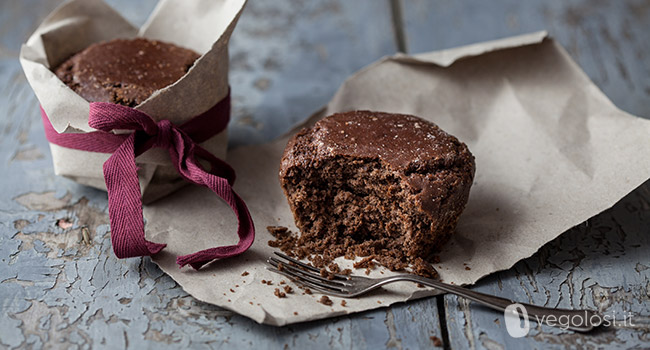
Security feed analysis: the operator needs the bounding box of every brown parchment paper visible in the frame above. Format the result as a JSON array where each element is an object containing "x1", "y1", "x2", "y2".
[
  {"x1": 20, "y1": 0, "x2": 246, "y2": 202},
  {"x1": 144, "y1": 32, "x2": 650, "y2": 326}
]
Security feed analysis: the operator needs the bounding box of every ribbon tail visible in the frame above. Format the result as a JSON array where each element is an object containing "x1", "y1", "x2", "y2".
[
  {"x1": 104, "y1": 134, "x2": 166, "y2": 258},
  {"x1": 175, "y1": 174, "x2": 255, "y2": 269},
  {"x1": 163, "y1": 129, "x2": 254, "y2": 269}
]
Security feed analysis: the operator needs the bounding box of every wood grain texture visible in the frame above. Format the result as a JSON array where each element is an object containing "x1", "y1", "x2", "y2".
[
  {"x1": 442, "y1": 184, "x2": 650, "y2": 349},
  {"x1": 227, "y1": 0, "x2": 399, "y2": 147},
  {"x1": 401, "y1": 0, "x2": 650, "y2": 119},
  {"x1": 401, "y1": 0, "x2": 650, "y2": 348},
  {"x1": 2, "y1": 0, "x2": 649, "y2": 348}
]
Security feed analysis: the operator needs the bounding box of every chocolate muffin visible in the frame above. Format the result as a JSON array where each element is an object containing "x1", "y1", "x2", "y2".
[
  {"x1": 54, "y1": 38, "x2": 200, "y2": 107},
  {"x1": 279, "y1": 111, "x2": 475, "y2": 264}
]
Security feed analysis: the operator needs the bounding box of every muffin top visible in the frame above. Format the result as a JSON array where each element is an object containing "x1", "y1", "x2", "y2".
[
  {"x1": 281, "y1": 110, "x2": 474, "y2": 175},
  {"x1": 54, "y1": 38, "x2": 200, "y2": 106},
  {"x1": 279, "y1": 110, "x2": 475, "y2": 256}
]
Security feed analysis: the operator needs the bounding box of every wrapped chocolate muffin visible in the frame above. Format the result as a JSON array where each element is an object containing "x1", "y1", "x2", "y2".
[
  {"x1": 20, "y1": 0, "x2": 253, "y2": 269},
  {"x1": 20, "y1": 0, "x2": 246, "y2": 201}
]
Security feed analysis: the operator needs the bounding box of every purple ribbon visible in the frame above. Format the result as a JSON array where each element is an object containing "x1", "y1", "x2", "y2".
[{"x1": 41, "y1": 93, "x2": 255, "y2": 269}]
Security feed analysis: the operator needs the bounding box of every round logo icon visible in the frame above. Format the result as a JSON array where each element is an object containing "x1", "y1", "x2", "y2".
[{"x1": 504, "y1": 303, "x2": 530, "y2": 338}]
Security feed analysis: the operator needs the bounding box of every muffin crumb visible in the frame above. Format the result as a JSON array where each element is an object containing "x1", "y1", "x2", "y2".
[
  {"x1": 274, "y1": 288, "x2": 286, "y2": 298},
  {"x1": 328, "y1": 262, "x2": 340, "y2": 273},
  {"x1": 430, "y1": 336, "x2": 442, "y2": 347},
  {"x1": 353, "y1": 256, "x2": 375, "y2": 269}
]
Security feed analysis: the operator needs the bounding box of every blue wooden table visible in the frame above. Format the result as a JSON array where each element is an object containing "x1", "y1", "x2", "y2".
[{"x1": 1, "y1": 0, "x2": 648, "y2": 348}]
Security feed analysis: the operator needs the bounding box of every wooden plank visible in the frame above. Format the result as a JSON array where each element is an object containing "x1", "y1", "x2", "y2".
[
  {"x1": 1, "y1": 0, "x2": 447, "y2": 348},
  {"x1": 228, "y1": 0, "x2": 400, "y2": 147},
  {"x1": 401, "y1": 0, "x2": 650, "y2": 348},
  {"x1": 442, "y1": 185, "x2": 650, "y2": 349},
  {"x1": 400, "y1": 0, "x2": 650, "y2": 119}
]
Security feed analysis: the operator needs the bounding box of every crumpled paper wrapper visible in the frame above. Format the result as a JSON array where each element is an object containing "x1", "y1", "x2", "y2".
[
  {"x1": 20, "y1": 0, "x2": 246, "y2": 203},
  {"x1": 146, "y1": 31, "x2": 650, "y2": 326}
]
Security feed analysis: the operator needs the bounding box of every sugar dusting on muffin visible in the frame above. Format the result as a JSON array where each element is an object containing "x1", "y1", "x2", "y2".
[
  {"x1": 274, "y1": 110, "x2": 475, "y2": 277},
  {"x1": 54, "y1": 38, "x2": 199, "y2": 107}
]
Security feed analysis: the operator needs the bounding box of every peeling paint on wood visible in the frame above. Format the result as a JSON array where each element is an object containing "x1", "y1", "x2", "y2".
[
  {"x1": 1, "y1": 0, "x2": 649, "y2": 348},
  {"x1": 442, "y1": 182, "x2": 650, "y2": 348}
]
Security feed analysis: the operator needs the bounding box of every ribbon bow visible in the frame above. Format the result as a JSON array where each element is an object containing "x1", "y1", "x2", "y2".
[{"x1": 41, "y1": 95, "x2": 255, "y2": 270}]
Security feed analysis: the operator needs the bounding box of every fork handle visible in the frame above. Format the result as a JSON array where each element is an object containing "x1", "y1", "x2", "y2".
[{"x1": 382, "y1": 275, "x2": 600, "y2": 332}]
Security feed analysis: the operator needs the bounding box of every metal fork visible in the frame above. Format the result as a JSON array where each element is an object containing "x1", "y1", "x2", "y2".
[{"x1": 267, "y1": 252, "x2": 602, "y2": 332}]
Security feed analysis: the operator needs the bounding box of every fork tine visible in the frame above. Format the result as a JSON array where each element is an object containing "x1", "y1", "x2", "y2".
[
  {"x1": 268, "y1": 257, "x2": 348, "y2": 287},
  {"x1": 287, "y1": 276, "x2": 351, "y2": 297},
  {"x1": 273, "y1": 252, "x2": 349, "y2": 281},
  {"x1": 273, "y1": 252, "x2": 320, "y2": 272},
  {"x1": 265, "y1": 264, "x2": 347, "y2": 293},
  {"x1": 266, "y1": 267, "x2": 350, "y2": 297}
]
